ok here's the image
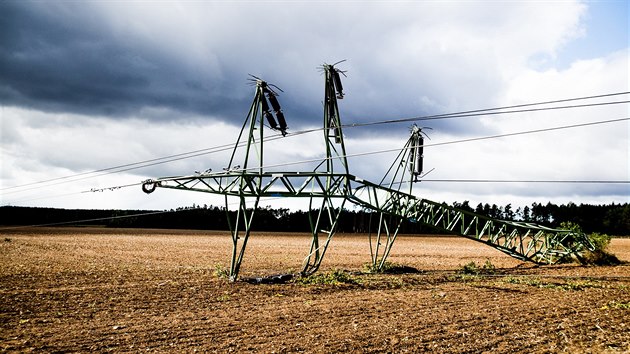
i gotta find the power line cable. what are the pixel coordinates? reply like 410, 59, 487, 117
14, 117, 630, 205
3, 117, 628, 211
344, 91, 629, 128
0, 209, 174, 230
225, 117, 630, 173
347, 100, 629, 128
0, 195, 289, 230
0, 144, 225, 192
421, 179, 630, 184
3, 116, 628, 205
4, 95, 627, 193
2, 93, 628, 193
1, 128, 319, 195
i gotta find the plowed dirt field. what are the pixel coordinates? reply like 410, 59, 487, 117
1, 227, 629, 353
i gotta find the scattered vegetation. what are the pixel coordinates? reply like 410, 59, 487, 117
601, 301, 630, 310
295, 269, 358, 285
363, 261, 420, 274
588, 231, 613, 251
546, 280, 602, 291
214, 264, 229, 279
581, 231, 621, 265
216, 292, 231, 302
581, 248, 621, 265
458, 259, 496, 275
503, 276, 604, 291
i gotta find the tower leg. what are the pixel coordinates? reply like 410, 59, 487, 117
225, 195, 260, 281
369, 212, 405, 271
301, 196, 346, 276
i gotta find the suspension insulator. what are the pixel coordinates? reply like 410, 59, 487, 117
409, 146, 416, 175
265, 89, 282, 112
261, 96, 278, 129
276, 110, 288, 136
415, 152, 424, 176
332, 69, 344, 99
264, 111, 278, 129
260, 91, 269, 111
414, 136, 424, 177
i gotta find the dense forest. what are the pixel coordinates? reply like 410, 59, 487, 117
1, 202, 629, 236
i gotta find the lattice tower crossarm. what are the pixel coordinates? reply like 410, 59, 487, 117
143, 171, 594, 265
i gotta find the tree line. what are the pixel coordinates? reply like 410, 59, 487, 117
1, 201, 629, 235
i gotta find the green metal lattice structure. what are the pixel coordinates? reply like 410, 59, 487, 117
142, 63, 594, 281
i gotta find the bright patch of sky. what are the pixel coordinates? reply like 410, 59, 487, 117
532, 0, 629, 70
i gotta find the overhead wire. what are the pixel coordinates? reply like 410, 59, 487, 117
0, 127, 319, 195
4, 117, 628, 227
0, 195, 289, 230
220, 116, 630, 174
347, 99, 629, 128
421, 179, 630, 184
4, 115, 628, 206
2, 92, 628, 196
0, 209, 175, 230
4, 92, 627, 192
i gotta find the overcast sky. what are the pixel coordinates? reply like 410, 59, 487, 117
1, 0, 628, 213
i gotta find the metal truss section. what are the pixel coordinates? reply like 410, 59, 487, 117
147, 172, 353, 199
403, 198, 592, 264
145, 171, 592, 267
142, 62, 593, 281
349, 179, 592, 265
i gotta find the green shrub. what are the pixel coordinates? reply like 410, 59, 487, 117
559, 222, 621, 265
583, 232, 620, 265
588, 232, 612, 251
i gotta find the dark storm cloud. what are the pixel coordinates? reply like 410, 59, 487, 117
0, 2, 250, 121
0, 1, 553, 135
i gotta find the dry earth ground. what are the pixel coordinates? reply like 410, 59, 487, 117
1, 227, 629, 353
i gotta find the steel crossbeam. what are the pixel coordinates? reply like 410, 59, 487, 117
149, 172, 353, 198
145, 170, 592, 268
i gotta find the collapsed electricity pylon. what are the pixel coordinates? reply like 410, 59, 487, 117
142, 63, 594, 281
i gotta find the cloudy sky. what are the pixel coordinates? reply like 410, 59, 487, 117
1, 0, 628, 213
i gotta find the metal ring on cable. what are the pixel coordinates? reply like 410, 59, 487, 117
142, 180, 157, 194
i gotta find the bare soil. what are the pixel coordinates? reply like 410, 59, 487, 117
1, 227, 629, 353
